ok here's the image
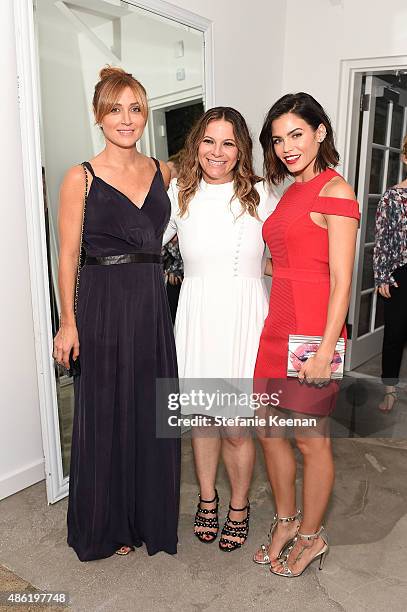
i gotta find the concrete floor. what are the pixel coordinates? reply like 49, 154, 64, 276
1, 431, 407, 612
1, 348, 406, 611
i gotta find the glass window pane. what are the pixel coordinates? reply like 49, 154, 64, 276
373, 97, 388, 145
366, 197, 379, 243
358, 293, 373, 337
390, 104, 404, 148
387, 151, 401, 188
362, 245, 374, 291
369, 148, 385, 194
374, 293, 385, 329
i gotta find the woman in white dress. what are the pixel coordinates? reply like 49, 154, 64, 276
164, 107, 277, 551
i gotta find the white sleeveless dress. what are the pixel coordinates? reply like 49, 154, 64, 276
164, 178, 277, 415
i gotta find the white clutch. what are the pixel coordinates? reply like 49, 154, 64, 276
287, 334, 345, 379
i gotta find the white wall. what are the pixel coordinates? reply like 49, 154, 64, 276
282, 0, 407, 160
173, 0, 287, 169
38, 1, 96, 241
0, 0, 44, 500
120, 11, 203, 98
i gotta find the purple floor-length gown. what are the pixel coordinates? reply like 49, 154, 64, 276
67, 159, 180, 561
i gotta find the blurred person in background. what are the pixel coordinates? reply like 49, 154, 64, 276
373, 134, 407, 412
162, 151, 184, 323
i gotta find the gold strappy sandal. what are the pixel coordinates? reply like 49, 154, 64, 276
270, 526, 329, 577
253, 509, 301, 565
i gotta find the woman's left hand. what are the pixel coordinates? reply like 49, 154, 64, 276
378, 282, 398, 299
298, 353, 332, 387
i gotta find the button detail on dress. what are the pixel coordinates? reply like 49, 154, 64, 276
233, 214, 246, 277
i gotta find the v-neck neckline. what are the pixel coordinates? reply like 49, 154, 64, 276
94, 165, 159, 210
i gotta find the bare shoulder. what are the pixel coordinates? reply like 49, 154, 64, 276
61, 165, 87, 189
63, 164, 85, 185
60, 165, 88, 207
320, 175, 356, 200
159, 160, 171, 188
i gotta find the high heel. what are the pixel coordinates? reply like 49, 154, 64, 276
270, 526, 329, 577
194, 490, 219, 543
219, 501, 250, 552
253, 509, 301, 565
378, 389, 397, 412
319, 549, 327, 570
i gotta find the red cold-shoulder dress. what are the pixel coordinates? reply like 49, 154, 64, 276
254, 169, 360, 416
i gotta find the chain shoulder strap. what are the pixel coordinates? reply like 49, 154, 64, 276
73, 163, 89, 315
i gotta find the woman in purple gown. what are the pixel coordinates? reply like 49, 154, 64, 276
53, 66, 180, 561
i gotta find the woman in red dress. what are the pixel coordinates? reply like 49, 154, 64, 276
253, 93, 359, 577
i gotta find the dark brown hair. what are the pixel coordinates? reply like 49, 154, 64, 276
93, 66, 148, 123
177, 107, 261, 218
402, 134, 407, 158
260, 92, 339, 185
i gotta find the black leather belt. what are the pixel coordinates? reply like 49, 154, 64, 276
85, 253, 162, 266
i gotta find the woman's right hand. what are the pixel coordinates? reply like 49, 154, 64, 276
168, 272, 182, 286
53, 323, 79, 369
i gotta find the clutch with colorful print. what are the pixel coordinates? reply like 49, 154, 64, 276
287, 335, 345, 379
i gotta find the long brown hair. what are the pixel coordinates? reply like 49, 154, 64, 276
178, 107, 261, 218
260, 92, 339, 186
93, 66, 148, 123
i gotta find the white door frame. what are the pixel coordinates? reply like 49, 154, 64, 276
147, 87, 203, 157
13, 0, 214, 503
335, 54, 407, 370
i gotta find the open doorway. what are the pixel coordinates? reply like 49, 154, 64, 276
343, 68, 407, 373
149, 99, 204, 160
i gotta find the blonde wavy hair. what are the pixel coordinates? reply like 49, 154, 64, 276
177, 107, 262, 218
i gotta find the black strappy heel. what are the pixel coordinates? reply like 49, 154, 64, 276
219, 501, 250, 552
194, 490, 219, 543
